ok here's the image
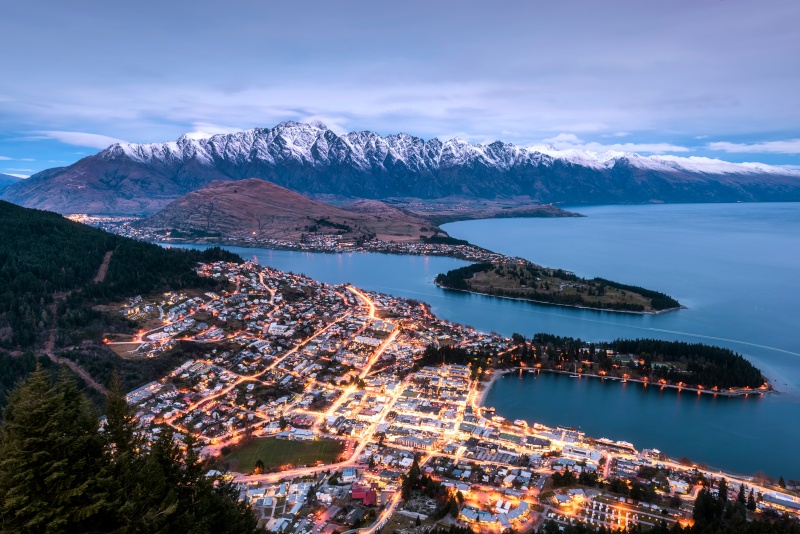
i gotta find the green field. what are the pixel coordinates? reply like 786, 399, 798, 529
222, 437, 343, 473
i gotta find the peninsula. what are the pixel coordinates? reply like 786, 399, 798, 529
72, 179, 679, 316
435, 261, 682, 313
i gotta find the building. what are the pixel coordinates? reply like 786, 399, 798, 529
341, 467, 358, 483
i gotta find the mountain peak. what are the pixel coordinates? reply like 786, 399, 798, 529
3, 121, 800, 215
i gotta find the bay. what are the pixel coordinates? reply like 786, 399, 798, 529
444, 202, 800, 478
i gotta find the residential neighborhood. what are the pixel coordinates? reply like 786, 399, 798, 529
111, 260, 800, 532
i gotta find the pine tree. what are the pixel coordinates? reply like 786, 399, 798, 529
0, 366, 111, 533
254, 458, 265, 474
737, 483, 746, 505
779, 475, 786, 488
0, 367, 260, 533
103, 373, 137, 456
448, 495, 459, 518
102, 377, 181, 532
747, 489, 756, 511
717, 477, 728, 502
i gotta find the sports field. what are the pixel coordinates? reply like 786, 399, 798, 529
223, 437, 343, 473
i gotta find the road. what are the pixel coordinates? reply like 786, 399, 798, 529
40, 251, 115, 397
167, 309, 352, 441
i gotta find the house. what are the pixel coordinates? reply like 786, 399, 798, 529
345, 507, 366, 526
668, 478, 690, 495
351, 484, 377, 506
341, 467, 358, 483
568, 488, 586, 502
554, 495, 572, 507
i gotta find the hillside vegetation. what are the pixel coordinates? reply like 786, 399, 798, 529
0, 200, 240, 349
435, 262, 681, 313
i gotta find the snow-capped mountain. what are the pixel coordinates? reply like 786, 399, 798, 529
3, 121, 800, 215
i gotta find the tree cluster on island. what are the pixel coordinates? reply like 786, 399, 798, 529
434, 262, 681, 312
529, 334, 766, 390
415, 333, 765, 390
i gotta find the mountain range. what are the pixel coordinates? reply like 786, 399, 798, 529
3, 121, 800, 215
0, 173, 20, 193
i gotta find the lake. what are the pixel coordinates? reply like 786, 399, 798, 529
173, 202, 800, 477
443, 202, 800, 396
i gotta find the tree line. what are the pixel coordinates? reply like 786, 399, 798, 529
592, 278, 680, 310
0, 200, 240, 349
0, 367, 260, 533
416, 334, 764, 390
434, 261, 681, 311
529, 335, 765, 390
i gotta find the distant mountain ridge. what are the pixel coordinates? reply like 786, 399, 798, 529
3, 121, 800, 215
0, 173, 20, 193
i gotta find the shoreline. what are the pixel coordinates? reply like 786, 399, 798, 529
537, 368, 775, 397
476, 367, 775, 408
473, 368, 515, 411
158, 237, 683, 317
157, 237, 503, 263
476, 370, 783, 482
435, 282, 684, 316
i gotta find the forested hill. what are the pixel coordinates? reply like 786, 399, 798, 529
0, 200, 240, 349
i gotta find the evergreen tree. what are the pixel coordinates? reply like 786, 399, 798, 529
718, 477, 728, 502
448, 495, 459, 518
254, 458, 265, 474
103, 373, 137, 456
0, 367, 260, 534
737, 483, 746, 505
0, 366, 111, 533
103, 379, 180, 532
779, 475, 786, 488
747, 489, 756, 511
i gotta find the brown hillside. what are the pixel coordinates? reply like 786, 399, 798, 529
136, 179, 439, 243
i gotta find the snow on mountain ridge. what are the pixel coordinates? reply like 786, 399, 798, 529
104, 121, 800, 177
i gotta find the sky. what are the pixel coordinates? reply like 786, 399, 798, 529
1, 0, 799, 176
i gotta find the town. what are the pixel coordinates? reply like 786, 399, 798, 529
108, 260, 800, 532
66, 214, 523, 264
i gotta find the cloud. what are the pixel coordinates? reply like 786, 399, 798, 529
4, 173, 29, 178
0, 156, 11, 161
541, 133, 691, 154
708, 139, 800, 154
183, 122, 246, 139
0, 0, 797, 167
38, 131, 127, 149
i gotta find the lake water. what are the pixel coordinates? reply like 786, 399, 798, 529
443, 202, 800, 395
174, 202, 800, 477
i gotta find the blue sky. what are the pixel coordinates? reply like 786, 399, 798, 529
1, 0, 799, 176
